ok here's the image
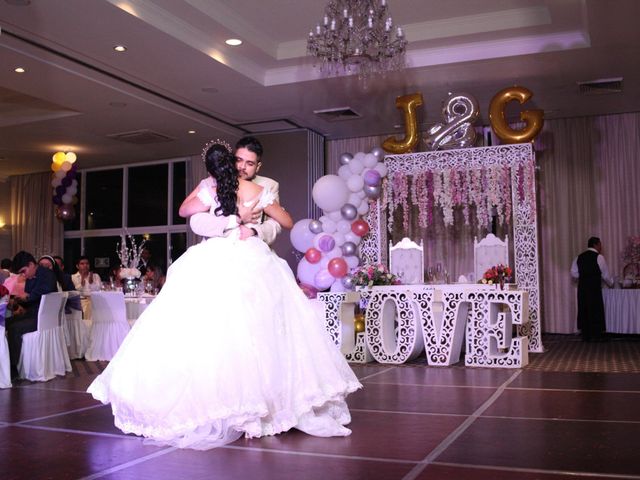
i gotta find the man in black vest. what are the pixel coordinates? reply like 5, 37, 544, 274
571, 237, 614, 341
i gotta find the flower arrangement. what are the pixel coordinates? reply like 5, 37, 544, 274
622, 236, 640, 266
351, 263, 401, 288
481, 264, 513, 286
116, 233, 145, 279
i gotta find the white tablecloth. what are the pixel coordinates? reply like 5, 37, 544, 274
603, 288, 640, 334
83, 295, 155, 328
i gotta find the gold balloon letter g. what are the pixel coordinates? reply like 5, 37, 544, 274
489, 86, 544, 144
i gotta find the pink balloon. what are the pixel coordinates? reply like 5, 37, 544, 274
351, 219, 370, 237
328, 257, 348, 278
299, 283, 318, 299
305, 247, 322, 264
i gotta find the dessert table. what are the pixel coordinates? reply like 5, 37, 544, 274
603, 288, 640, 334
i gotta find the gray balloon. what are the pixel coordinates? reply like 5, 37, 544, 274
341, 241, 357, 256
370, 147, 385, 160
340, 203, 358, 220
308, 219, 323, 234
342, 274, 355, 290
363, 184, 381, 199
339, 152, 353, 166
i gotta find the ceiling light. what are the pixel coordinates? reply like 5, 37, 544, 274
113, 45, 127, 52
225, 39, 242, 46
14, 67, 25, 73
307, 0, 407, 78
188, 130, 196, 134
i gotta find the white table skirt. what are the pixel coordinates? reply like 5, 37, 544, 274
603, 288, 640, 334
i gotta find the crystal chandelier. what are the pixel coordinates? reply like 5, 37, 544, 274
307, 0, 407, 77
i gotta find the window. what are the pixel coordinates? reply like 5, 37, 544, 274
63, 160, 188, 276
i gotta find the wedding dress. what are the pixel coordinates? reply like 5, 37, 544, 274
88, 188, 362, 450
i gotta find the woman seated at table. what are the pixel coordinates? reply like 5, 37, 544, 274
72, 256, 102, 319
142, 262, 165, 293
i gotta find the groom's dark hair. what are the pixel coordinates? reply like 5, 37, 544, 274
235, 136, 263, 160
587, 237, 600, 248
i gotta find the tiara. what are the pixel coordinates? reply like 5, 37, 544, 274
201, 138, 232, 162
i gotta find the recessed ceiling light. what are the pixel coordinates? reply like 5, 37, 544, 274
113, 45, 127, 52
225, 39, 242, 46
14, 67, 25, 73
188, 130, 196, 134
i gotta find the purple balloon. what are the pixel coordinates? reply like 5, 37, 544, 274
52, 195, 63, 206
314, 269, 335, 290
363, 169, 381, 187
317, 234, 335, 252
61, 177, 72, 187
55, 185, 66, 196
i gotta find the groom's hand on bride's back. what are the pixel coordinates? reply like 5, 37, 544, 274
237, 197, 261, 224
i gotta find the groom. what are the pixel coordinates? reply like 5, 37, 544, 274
190, 136, 281, 244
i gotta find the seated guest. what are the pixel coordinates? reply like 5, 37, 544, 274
72, 256, 102, 319
71, 256, 102, 295
53, 256, 75, 291
7, 251, 58, 380
39, 255, 75, 292
0, 258, 11, 284
142, 262, 165, 293
108, 266, 124, 290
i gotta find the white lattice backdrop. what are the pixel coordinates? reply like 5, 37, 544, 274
360, 144, 543, 353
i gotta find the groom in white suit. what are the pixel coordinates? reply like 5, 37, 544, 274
190, 136, 282, 244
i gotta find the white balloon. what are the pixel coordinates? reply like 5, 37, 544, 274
336, 220, 351, 234
62, 193, 72, 204
348, 193, 361, 206
328, 210, 343, 222
319, 215, 328, 224
67, 185, 78, 196
357, 201, 370, 216
363, 153, 378, 168
345, 231, 362, 245
338, 164, 352, 181
312, 175, 349, 212
297, 257, 323, 285
348, 158, 364, 175
332, 232, 346, 247
326, 246, 343, 260
374, 162, 388, 178
345, 255, 360, 269
330, 280, 346, 292
346, 174, 364, 192
290, 219, 316, 252
320, 218, 337, 233
357, 190, 367, 199
353, 152, 366, 163
71, 179, 78, 188
51, 177, 62, 188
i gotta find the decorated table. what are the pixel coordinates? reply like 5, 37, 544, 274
317, 283, 529, 368
603, 288, 640, 334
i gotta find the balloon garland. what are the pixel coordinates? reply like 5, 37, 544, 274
51, 151, 78, 221
291, 147, 388, 294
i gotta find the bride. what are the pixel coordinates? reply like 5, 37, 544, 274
87, 141, 362, 450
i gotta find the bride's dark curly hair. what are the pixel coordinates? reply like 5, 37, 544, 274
204, 144, 238, 217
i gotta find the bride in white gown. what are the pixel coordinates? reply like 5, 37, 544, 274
87, 142, 362, 450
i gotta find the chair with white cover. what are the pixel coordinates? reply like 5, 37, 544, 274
85, 291, 130, 361
474, 233, 509, 282
64, 291, 89, 359
18, 292, 71, 382
389, 237, 424, 284
0, 300, 11, 388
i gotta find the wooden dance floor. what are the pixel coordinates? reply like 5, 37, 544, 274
2, 336, 640, 480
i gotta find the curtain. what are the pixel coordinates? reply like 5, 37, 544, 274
10, 172, 64, 258
186, 154, 207, 247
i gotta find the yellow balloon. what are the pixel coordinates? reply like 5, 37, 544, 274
489, 86, 544, 144
51, 162, 61, 172
52, 151, 66, 164
354, 319, 365, 333
65, 152, 77, 164
382, 93, 424, 154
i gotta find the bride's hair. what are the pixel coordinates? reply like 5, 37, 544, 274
204, 144, 239, 217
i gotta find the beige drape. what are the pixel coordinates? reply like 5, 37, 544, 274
10, 172, 64, 258
186, 154, 207, 247
327, 112, 640, 333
